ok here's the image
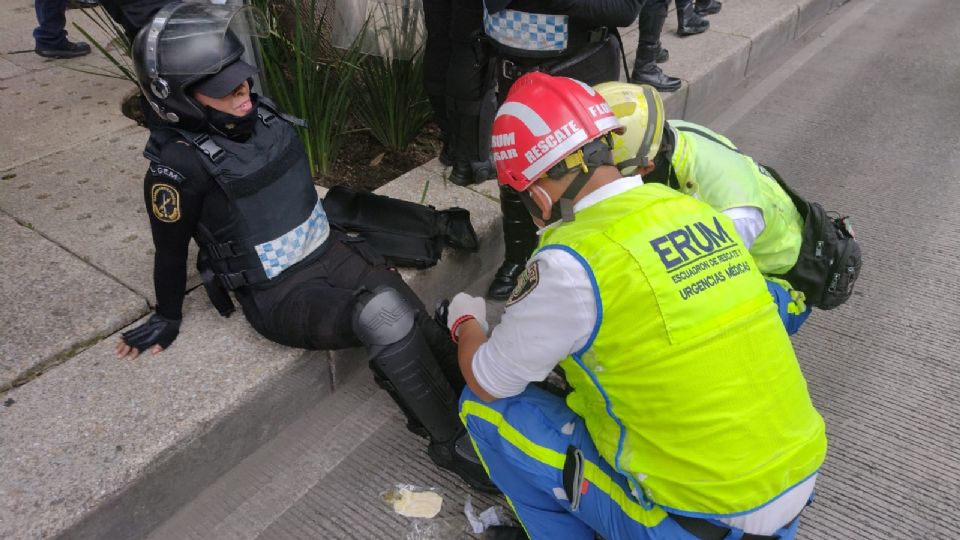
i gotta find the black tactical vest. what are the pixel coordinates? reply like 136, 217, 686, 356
145, 98, 328, 313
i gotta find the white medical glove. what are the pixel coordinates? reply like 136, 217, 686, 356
446, 292, 489, 341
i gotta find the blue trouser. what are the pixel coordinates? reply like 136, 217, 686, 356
34, 0, 69, 48
767, 279, 811, 336
460, 385, 804, 540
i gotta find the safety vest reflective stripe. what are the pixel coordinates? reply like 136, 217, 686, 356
460, 399, 669, 527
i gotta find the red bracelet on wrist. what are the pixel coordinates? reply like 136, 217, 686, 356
450, 315, 476, 344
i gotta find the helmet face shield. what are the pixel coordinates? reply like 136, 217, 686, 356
145, 2, 268, 77
134, 1, 268, 127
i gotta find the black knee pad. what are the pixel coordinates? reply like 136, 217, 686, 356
353, 286, 461, 443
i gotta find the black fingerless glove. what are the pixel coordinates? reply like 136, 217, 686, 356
122, 313, 181, 352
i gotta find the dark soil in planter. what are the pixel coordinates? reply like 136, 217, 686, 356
316, 123, 444, 192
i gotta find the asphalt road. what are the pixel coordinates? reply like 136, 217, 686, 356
709, 0, 960, 537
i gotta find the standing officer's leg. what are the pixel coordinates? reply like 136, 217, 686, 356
33, 0, 90, 58
487, 61, 540, 300
630, 0, 681, 92
423, 0, 454, 163
445, 0, 496, 186
488, 182, 540, 300
675, 0, 710, 36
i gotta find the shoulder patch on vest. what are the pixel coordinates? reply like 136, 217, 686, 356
151, 183, 181, 223
506, 261, 540, 306
149, 163, 185, 184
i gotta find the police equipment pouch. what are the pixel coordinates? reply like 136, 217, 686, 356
323, 186, 479, 269
763, 165, 862, 310
197, 249, 235, 317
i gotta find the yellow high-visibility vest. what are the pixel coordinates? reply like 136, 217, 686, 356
669, 120, 803, 275
539, 182, 826, 514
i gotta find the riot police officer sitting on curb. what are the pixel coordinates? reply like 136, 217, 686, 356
114, 2, 495, 493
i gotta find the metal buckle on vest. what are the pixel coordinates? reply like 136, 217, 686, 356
501, 59, 537, 80
588, 27, 608, 43
218, 270, 251, 290
259, 109, 276, 125
193, 133, 225, 163
208, 241, 241, 260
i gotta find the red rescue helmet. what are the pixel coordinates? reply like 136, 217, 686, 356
491, 73, 621, 192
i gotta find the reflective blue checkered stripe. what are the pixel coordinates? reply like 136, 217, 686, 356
484, 8, 568, 52
255, 201, 329, 279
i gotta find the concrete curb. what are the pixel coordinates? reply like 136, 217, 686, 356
0, 1, 854, 537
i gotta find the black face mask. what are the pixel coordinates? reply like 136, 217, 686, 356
645, 125, 678, 188
644, 152, 671, 185
205, 93, 259, 141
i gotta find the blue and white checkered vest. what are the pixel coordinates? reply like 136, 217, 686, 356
484, 7, 569, 59
159, 99, 329, 289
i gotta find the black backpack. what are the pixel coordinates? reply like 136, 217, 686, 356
322, 185, 479, 269
761, 165, 861, 310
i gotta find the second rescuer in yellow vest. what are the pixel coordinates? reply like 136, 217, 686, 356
441, 72, 827, 540
595, 81, 812, 334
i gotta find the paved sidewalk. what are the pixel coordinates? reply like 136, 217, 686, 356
1, 1, 855, 538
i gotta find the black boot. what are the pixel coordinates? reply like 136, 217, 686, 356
450, 154, 497, 186
676, 0, 710, 35
488, 185, 539, 300
448, 84, 498, 186
695, 0, 722, 15
428, 430, 500, 493
630, 46, 682, 92
656, 46, 669, 63
634, 1, 681, 92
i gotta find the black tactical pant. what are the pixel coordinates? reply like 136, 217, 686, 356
237, 231, 463, 391
422, 0, 495, 165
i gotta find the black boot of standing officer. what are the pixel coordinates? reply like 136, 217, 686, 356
675, 0, 710, 35
630, 0, 682, 92
696, 0, 722, 15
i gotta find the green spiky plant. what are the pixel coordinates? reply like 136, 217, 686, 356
70, 6, 136, 83
253, 0, 364, 176
351, 1, 433, 152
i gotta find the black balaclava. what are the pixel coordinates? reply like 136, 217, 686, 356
643, 124, 678, 188
203, 79, 258, 141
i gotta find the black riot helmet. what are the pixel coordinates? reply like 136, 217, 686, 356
132, 1, 267, 131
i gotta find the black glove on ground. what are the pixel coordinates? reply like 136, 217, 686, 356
122, 313, 181, 352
